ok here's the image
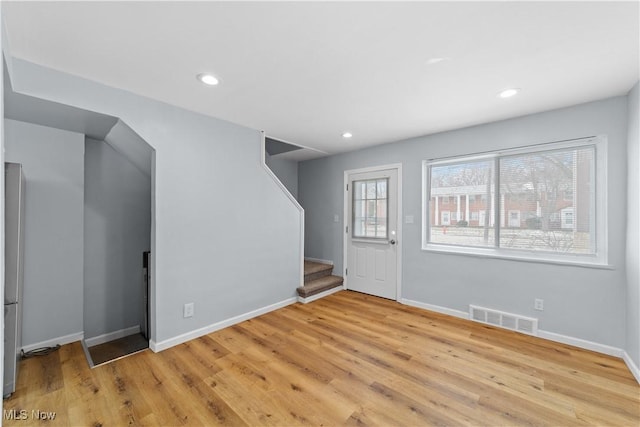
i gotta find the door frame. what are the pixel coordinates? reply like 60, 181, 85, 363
343, 163, 403, 301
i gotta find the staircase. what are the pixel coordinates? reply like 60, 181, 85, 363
297, 260, 343, 303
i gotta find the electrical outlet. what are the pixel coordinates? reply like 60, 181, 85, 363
183, 302, 194, 318
534, 298, 544, 311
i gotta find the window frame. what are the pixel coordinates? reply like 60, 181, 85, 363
352, 177, 390, 240
421, 136, 609, 268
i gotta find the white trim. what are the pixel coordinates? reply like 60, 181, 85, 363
149, 297, 298, 352
396, 165, 404, 301
260, 131, 305, 290
425, 136, 599, 165
80, 339, 95, 368
84, 325, 141, 347
422, 244, 614, 270
537, 330, 624, 358
297, 286, 344, 304
400, 298, 469, 320
21, 331, 84, 353
422, 136, 609, 267
623, 352, 640, 384
343, 163, 403, 301
304, 257, 334, 265
595, 136, 608, 265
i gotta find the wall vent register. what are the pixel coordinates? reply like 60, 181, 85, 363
469, 305, 538, 336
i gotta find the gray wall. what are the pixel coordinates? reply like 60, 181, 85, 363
84, 138, 151, 339
7, 58, 301, 346
1, 12, 6, 392
4, 119, 84, 347
265, 153, 298, 199
299, 96, 628, 349
626, 82, 639, 367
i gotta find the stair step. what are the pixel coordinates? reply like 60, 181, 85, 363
304, 261, 333, 283
297, 275, 343, 298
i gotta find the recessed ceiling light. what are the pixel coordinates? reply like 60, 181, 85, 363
498, 88, 520, 98
342, 132, 353, 139
197, 73, 219, 86
426, 57, 451, 65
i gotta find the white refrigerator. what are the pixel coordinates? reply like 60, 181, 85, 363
4, 163, 25, 398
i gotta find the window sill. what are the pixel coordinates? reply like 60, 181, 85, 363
421, 244, 613, 270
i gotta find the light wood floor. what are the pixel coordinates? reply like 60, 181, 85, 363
4, 291, 639, 426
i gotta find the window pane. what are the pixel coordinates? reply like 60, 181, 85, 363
429, 160, 495, 247
499, 147, 595, 254
367, 199, 376, 220
366, 181, 377, 199
377, 200, 387, 219
354, 181, 366, 200
354, 218, 365, 237
377, 179, 387, 199
352, 178, 389, 239
376, 200, 388, 238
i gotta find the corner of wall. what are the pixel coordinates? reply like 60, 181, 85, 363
626, 81, 640, 370
0, 4, 6, 397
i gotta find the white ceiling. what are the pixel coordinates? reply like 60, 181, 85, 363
3, 1, 639, 161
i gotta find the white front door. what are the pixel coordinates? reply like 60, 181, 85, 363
346, 167, 399, 300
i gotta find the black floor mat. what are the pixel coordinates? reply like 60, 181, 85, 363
87, 333, 148, 367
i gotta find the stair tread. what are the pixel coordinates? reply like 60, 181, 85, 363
304, 261, 333, 276
303, 274, 343, 288
297, 275, 343, 298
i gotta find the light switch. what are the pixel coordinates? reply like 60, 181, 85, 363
405, 215, 414, 224
334, 215, 340, 223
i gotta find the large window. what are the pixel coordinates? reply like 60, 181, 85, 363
422, 137, 607, 266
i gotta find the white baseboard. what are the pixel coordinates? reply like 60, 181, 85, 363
401, 298, 624, 356
537, 330, 624, 358
22, 331, 84, 353
400, 298, 639, 381
150, 297, 298, 352
304, 257, 334, 265
623, 351, 640, 384
84, 325, 141, 348
400, 298, 469, 320
298, 286, 343, 304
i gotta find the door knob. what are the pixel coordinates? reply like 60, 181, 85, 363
390, 239, 396, 245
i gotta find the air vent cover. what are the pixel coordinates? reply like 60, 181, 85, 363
469, 305, 538, 336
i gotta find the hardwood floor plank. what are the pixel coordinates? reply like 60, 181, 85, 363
3, 291, 638, 426
130, 351, 209, 426
155, 346, 247, 426
329, 377, 425, 426
93, 358, 157, 426
60, 345, 114, 427
208, 370, 290, 426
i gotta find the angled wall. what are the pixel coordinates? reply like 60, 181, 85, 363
7, 58, 302, 348
265, 153, 298, 199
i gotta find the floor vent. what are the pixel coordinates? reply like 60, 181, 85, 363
469, 305, 538, 336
